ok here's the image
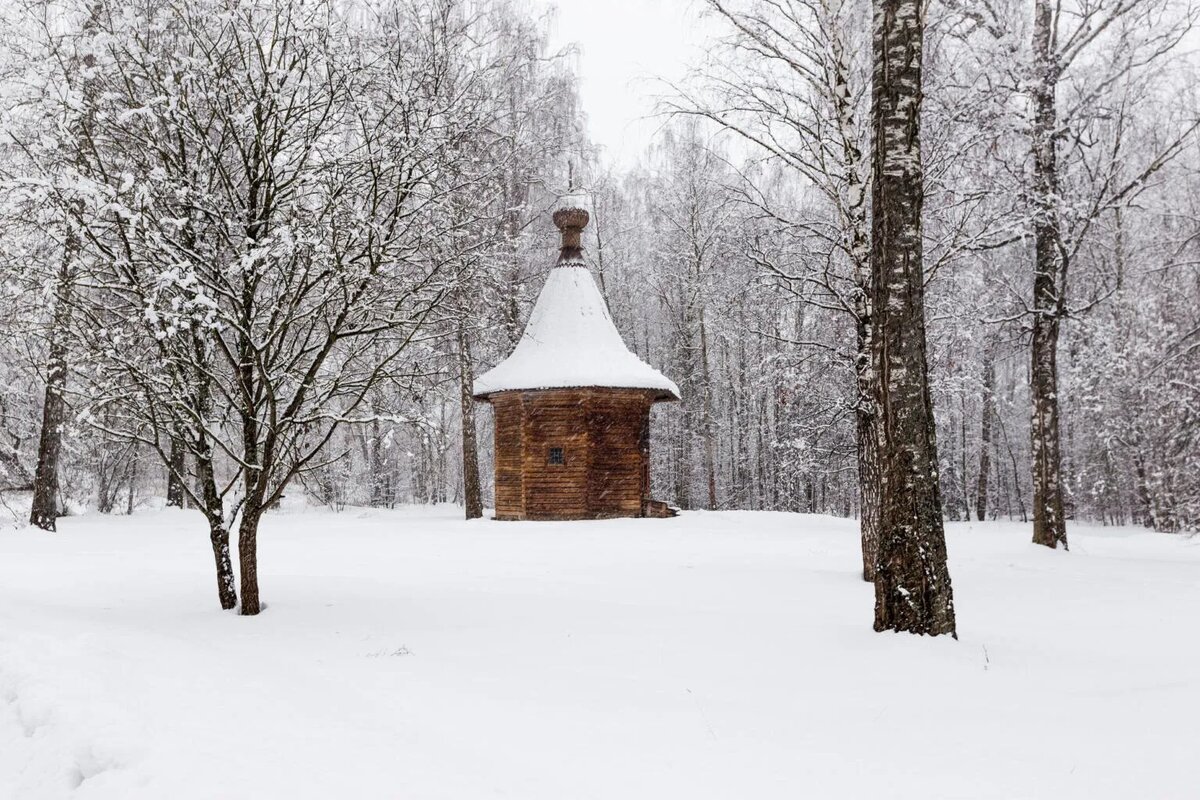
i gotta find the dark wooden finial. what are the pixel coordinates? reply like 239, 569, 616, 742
553, 202, 589, 260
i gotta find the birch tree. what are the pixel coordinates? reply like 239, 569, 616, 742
671, 0, 880, 574
5, 0, 105, 531
18, 0, 494, 612
949, 0, 1200, 548
869, 0, 956, 636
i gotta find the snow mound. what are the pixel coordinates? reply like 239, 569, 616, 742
473, 266, 679, 399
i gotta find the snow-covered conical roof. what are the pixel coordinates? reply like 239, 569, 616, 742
472, 198, 679, 401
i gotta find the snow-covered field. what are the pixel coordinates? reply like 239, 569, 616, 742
1, 506, 1196, 799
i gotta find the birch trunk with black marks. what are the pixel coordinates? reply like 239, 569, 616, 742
869, 0, 956, 636
855, 312, 881, 580
1029, 0, 1068, 550
457, 322, 483, 519
197, 434, 237, 610
825, 2, 878, 581
29, 243, 75, 531
192, 359, 237, 610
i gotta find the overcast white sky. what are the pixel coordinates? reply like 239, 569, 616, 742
545, 0, 713, 168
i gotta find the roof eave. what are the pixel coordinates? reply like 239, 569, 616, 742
473, 385, 680, 403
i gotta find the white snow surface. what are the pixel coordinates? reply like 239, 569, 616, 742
472, 265, 680, 398
557, 191, 591, 212
1, 507, 1197, 799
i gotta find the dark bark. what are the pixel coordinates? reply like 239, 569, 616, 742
369, 416, 390, 507
960, 397, 970, 520
208, 519, 237, 610
1029, 0, 1068, 550
30, 241, 76, 532
856, 313, 881, 581
976, 353, 994, 521
238, 507, 262, 616
998, 412, 1028, 523
675, 411, 691, 510
196, 442, 236, 610
1132, 450, 1155, 528
166, 437, 186, 508
699, 308, 718, 510
96, 426, 117, 514
126, 449, 137, 514
30, 0, 103, 532
235, 221, 264, 615
869, 0, 956, 637
237, 391, 264, 616
457, 322, 483, 519
1030, 291, 1067, 546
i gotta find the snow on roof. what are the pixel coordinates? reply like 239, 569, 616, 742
473, 265, 680, 400
557, 191, 591, 212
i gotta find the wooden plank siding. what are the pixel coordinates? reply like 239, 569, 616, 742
491, 393, 525, 520
586, 392, 648, 517
524, 392, 590, 519
485, 388, 660, 521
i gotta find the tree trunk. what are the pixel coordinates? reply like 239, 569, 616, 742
1030, 311, 1067, 546
166, 437, 186, 508
96, 435, 114, 514
869, 0, 956, 637
30, 240, 76, 532
998, 412, 1028, 522
208, 517, 237, 610
1132, 447, 1155, 528
976, 353, 994, 520
698, 308, 718, 510
855, 314, 881, 581
1029, 0, 1068, 550
235, 289, 265, 615
675, 410, 692, 510
369, 416, 388, 507
238, 507, 262, 616
30, 0, 102, 531
826, 8, 876, 579
960, 397, 970, 520
126, 448, 138, 514
457, 322, 483, 519
196, 443, 237, 610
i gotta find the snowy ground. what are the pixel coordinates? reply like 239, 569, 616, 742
0, 505, 1196, 799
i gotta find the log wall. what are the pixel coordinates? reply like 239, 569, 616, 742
486, 388, 659, 520
491, 392, 525, 518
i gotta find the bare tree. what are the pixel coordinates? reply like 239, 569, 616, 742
18, 1, 104, 531
26, 0, 495, 612
671, 0, 879, 572
869, 0, 956, 636
956, 0, 1200, 548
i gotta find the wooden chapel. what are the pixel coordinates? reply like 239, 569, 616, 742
472, 196, 679, 520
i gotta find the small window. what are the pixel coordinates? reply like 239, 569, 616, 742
548, 447, 565, 465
